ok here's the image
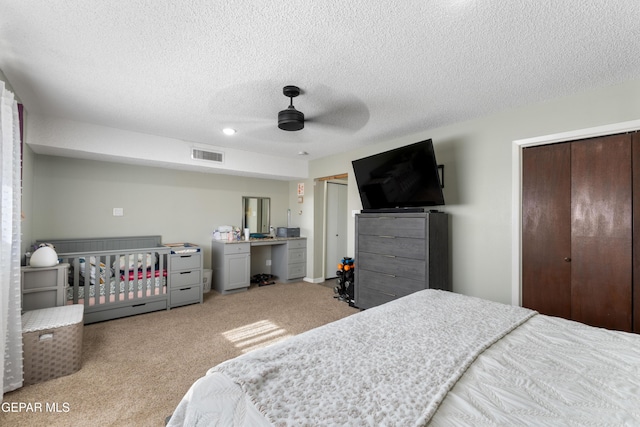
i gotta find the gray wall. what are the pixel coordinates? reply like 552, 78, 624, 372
29, 155, 290, 269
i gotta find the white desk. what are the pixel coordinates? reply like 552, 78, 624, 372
211, 237, 306, 294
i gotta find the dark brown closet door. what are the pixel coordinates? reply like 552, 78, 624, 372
571, 134, 632, 332
633, 132, 640, 333
522, 143, 571, 318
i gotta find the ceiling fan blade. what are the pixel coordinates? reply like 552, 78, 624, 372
306, 98, 370, 132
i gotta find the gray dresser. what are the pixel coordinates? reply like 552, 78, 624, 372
354, 211, 449, 309
168, 250, 203, 308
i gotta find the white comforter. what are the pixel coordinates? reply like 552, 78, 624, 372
168, 290, 535, 426
430, 314, 640, 426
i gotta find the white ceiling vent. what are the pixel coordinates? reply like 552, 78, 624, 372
192, 148, 224, 163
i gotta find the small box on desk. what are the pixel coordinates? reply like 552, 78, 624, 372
22, 305, 84, 385
276, 227, 300, 238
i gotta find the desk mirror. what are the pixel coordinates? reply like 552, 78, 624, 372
242, 196, 270, 234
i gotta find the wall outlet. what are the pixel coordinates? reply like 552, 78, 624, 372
266, 259, 271, 266
113, 207, 124, 217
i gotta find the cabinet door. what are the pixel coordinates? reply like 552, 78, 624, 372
571, 134, 632, 331
522, 143, 572, 318
225, 253, 250, 290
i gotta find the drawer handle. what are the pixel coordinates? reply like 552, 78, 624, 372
381, 273, 397, 278
378, 291, 397, 297
180, 255, 192, 258
179, 287, 192, 291
180, 271, 192, 275
378, 235, 396, 239
132, 303, 147, 308
382, 254, 396, 258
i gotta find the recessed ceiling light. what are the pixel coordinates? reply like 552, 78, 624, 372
297, 151, 309, 156
222, 128, 236, 136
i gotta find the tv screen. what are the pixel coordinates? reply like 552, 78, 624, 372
352, 139, 444, 210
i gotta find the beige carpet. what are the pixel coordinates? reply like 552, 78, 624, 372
1, 281, 358, 427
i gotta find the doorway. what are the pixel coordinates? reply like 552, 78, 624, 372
325, 181, 348, 279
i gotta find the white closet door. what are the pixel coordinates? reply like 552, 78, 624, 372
325, 182, 348, 279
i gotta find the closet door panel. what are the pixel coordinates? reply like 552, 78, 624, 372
633, 132, 640, 333
571, 134, 632, 332
522, 143, 571, 318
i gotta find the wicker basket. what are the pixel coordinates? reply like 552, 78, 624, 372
22, 305, 84, 386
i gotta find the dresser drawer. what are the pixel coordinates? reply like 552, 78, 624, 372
357, 252, 425, 281
287, 239, 306, 249
358, 235, 425, 260
22, 290, 59, 311
357, 268, 425, 297
22, 269, 62, 291
287, 263, 306, 279
223, 243, 251, 255
170, 253, 202, 270
170, 286, 201, 307
356, 288, 397, 309
170, 270, 202, 288
288, 248, 306, 264
357, 216, 425, 238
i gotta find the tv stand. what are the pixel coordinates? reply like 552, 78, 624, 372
361, 207, 425, 213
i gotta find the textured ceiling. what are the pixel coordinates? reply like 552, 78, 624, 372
1, 1, 640, 162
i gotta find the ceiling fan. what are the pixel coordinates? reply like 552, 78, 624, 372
278, 85, 305, 131
208, 82, 369, 141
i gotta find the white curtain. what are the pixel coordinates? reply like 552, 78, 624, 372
0, 81, 23, 399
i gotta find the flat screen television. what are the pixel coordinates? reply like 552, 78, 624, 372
352, 139, 444, 211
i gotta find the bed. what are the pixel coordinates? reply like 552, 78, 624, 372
167, 289, 640, 426
36, 236, 171, 324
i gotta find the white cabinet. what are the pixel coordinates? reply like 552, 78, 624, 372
168, 250, 203, 308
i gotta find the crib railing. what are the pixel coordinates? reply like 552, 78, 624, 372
58, 246, 172, 310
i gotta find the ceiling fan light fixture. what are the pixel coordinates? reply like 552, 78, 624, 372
278, 107, 304, 131
278, 85, 305, 131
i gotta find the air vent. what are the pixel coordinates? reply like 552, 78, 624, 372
192, 148, 224, 163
